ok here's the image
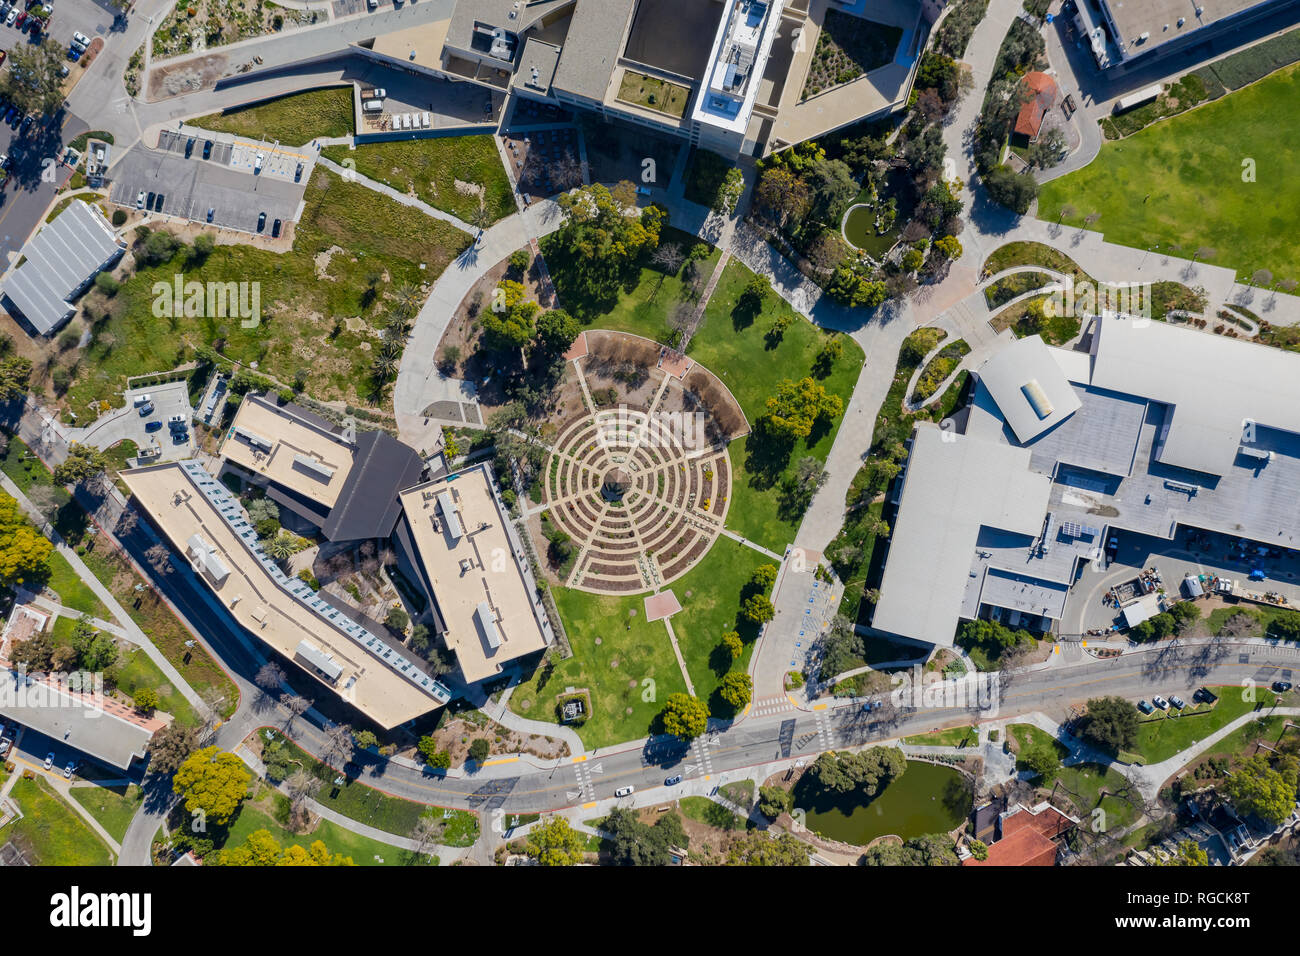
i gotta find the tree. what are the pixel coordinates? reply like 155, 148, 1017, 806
0, 39, 67, 115
264, 532, 297, 562
551, 183, 664, 316
807, 747, 906, 796
718, 672, 753, 709
750, 564, 778, 594
210, 828, 353, 866
726, 830, 810, 866
52, 443, 109, 488
1023, 743, 1061, 781
0, 356, 33, 402
983, 165, 1039, 214
969, 839, 989, 861
757, 785, 792, 819
806, 157, 858, 223
649, 242, 686, 276
147, 722, 199, 776
255, 661, 286, 694
534, 309, 580, 358
1222, 754, 1298, 826
1078, 696, 1140, 754
602, 807, 685, 865
763, 377, 843, 441
1152, 839, 1208, 866
480, 279, 539, 353
738, 593, 774, 625
526, 817, 586, 865
0, 492, 53, 587
933, 235, 962, 261
754, 166, 811, 228
468, 738, 491, 764
285, 769, 322, 819
10, 630, 53, 672
353, 729, 379, 751
322, 724, 355, 766
660, 693, 709, 740
720, 631, 743, 660
827, 265, 887, 308
862, 833, 958, 866
418, 736, 451, 769
172, 746, 252, 826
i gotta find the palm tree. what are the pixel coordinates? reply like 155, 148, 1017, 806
264, 532, 296, 562
391, 283, 423, 318
467, 200, 491, 231
371, 351, 398, 382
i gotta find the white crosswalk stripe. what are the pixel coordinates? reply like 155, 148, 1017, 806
751, 694, 796, 717
814, 711, 833, 751
691, 737, 715, 776
573, 761, 595, 800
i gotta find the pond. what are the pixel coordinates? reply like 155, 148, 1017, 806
841, 203, 900, 259
794, 760, 972, 846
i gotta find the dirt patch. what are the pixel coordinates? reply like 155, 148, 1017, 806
148, 53, 229, 101
426, 713, 570, 763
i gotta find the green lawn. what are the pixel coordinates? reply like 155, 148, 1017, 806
273, 737, 473, 842
192, 87, 355, 145
67, 167, 471, 413
678, 796, 750, 831
1038, 62, 1300, 282
904, 725, 978, 747
693, 259, 863, 552
617, 72, 692, 118
223, 794, 428, 866
545, 227, 722, 335
660, 536, 770, 714
1125, 689, 1278, 764
69, 783, 143, 844
321, 135, 514, 226
43, 550, 108, 618
5, 777, 114, 865
510, 586, 689, 748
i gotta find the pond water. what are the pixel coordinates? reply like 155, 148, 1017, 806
841, 203, 899, 259
795, 760, 972, 846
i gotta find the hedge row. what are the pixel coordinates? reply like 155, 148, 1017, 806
1204, 26, 1300, 91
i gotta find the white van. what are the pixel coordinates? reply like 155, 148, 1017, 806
422, 111, 431, 128
362, 99, 384, 113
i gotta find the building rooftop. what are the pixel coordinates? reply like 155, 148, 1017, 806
871, 425, 1051, 647
1013, 71, 1057, 139
1089, 313, 1300, 478
1100, 0, 1280, 63
1, 200, 125, 335
222, 395, 356, 511
397, 464, 551, 684
550, 0, 637, 101
320, 429, 426, 542
444, 0, 574, 61
975, 335, 1081, 445
122, 461, 450, 728
691, 0, 786, 137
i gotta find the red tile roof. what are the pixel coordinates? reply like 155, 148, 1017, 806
964, 803, 1075, 866
1014, 71, 1059, 139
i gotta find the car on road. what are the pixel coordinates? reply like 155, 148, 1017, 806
1274, 680, 1293, 693
137, 401, 154, 417
1137, 699, 1154, 714
43, 752, 53, 771
256, 211, 266, 232
664, 774, 682, 786
1152, 696, 1169, 710
145, 420, 163, 432
271, 218, 281, 238
202, 139, 213, 160
294, 162, 303, 182
1169, 695, 1186, 710
614, 786, 634, 797
136, 189, 145, 209
184, 137, 194, 158
63, 761, 75, 779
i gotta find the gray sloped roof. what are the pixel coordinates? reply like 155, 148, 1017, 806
321, 430, 426, 541
550, 0, 637, 100
1, 200, 124, 335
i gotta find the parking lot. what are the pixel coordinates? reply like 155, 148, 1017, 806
73, 380, 194, 462
107, 140, 307, 235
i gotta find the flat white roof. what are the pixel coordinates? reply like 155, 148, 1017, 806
399, 466, 549, 684
872, 425, 1051, 647
123, 461, 449, 727
691, 0, 786, 136
976, 335, 1083, 443
222, 396, 355, 509
1089, 314, 1300, 476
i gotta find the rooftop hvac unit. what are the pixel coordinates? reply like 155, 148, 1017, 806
476, 600, 502, 650
1021, 379, 1054, 419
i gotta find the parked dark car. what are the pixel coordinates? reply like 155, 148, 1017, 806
1274, 681, 1293, 693
184, 137, 194, 158
202, 139, 213, 160
271, 218, 281, 238
256, 211, 266, 232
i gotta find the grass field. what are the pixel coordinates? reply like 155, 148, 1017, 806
68, 783, 143, 844
657, 536, 770, 714
903, 725, 978, 747
1038, 62, 1300, 282
321, 135, 514, 226
273, 736, 474, 842
67, 168, 471, 412
222, 788, 430, 866
509, 586, 689, 748
193, 87, 355, 145
1125, 689, 1278, 764
678, 795, 751, 831
5, 777, 114, 865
